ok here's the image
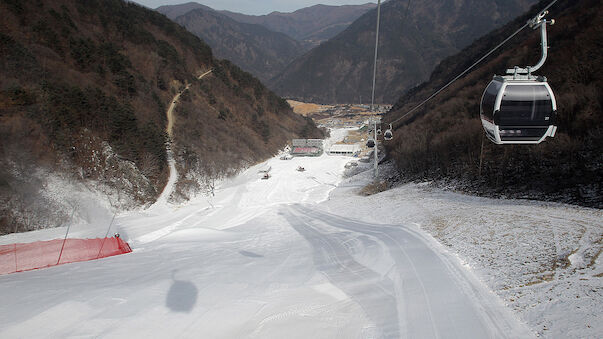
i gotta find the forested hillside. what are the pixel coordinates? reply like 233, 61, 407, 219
0, 0, 321, 234
270, 0, 536, 104
384, 0, 602, 207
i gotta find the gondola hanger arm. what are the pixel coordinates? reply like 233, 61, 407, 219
507, 11, 555, 76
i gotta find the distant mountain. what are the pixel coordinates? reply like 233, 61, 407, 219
156, 2, 375, 82
270, 0, 537, 104
168, 7, 309, 82
384, 0, 602, 207
155, 1, 211, 19
221, 3, 377, 46
0, 0, 321, 234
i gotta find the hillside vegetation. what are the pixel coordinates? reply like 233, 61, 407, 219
270, 0, 536, 104
0, 0, 321, 234
384, 0, 602, 207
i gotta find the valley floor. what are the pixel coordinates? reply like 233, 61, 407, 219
0, 129, 600, 338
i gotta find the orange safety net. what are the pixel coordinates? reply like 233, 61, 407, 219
0, 237, 132, 275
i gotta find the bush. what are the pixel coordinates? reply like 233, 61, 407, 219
359, 181, 389, 196
70, 38, 95, 68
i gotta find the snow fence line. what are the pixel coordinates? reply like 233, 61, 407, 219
0, 236, 132, 275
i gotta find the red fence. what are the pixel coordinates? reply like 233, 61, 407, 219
0, 237, 132, 275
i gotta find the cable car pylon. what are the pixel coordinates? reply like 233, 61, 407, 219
369, 0, 381, 178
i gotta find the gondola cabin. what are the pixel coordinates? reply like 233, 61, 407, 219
383, 123, 393, 141
384, 130, 393, 140
480, 75, 557, 144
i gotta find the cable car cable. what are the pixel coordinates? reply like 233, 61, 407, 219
371, 0, 412, 113
385, 0, 560, 128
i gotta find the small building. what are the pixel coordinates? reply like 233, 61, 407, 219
328, 144, 361, 156
290, 139, 324, 157
291, 147, 322, 156
306, 139, 324, 148
292, 139, 307, 147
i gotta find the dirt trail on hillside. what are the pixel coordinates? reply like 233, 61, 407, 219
152, 69, 213, 207
166, 69, 213, 138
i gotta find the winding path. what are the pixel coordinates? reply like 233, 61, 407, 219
154, 69, 213, 206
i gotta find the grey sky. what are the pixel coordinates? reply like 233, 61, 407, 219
134, 0, 376, 15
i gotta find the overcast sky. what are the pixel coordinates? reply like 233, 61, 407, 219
134, 0, 376, 15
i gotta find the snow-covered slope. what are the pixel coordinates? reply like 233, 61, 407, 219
324, 163, 603, 338
0, 129, 600, 338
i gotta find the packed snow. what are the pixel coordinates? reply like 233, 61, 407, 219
0, 129, 600, 338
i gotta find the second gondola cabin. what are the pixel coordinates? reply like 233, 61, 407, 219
384, 129, 393, 140
480, 75, 557, 144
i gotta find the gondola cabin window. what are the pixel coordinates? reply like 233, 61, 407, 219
498, 85, 554, 126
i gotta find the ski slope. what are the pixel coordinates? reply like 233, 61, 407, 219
3, 128, 597, 338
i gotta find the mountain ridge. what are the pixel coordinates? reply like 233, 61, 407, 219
220, 3, 377, 45
155, 1, 212, 19
270, 0, 537, 104
156, 2, 377, 82
169, 7, 309, 82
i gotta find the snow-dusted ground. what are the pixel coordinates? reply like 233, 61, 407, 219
324, 164, 602, 338
0, 129, 600, 338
